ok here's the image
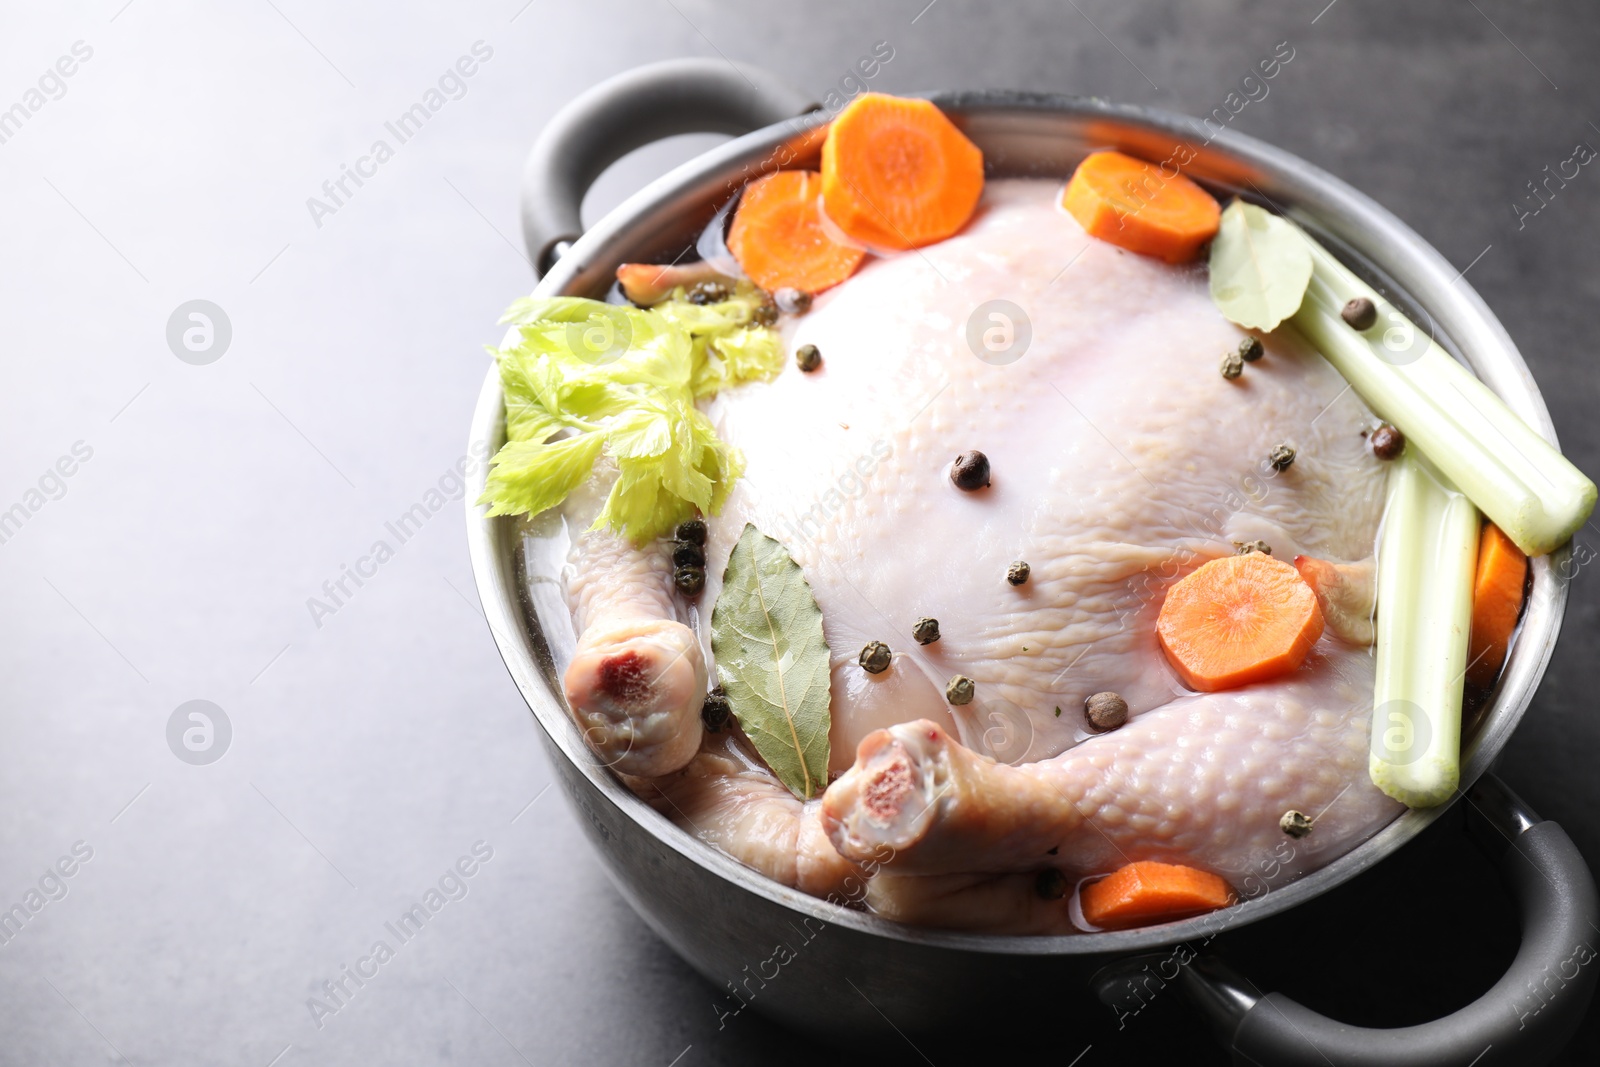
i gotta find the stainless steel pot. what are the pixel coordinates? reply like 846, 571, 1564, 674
467, 59, 1598, 1065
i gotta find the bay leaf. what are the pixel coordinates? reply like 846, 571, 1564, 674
1208, 200, 1313, 332
710, 523, 831, 799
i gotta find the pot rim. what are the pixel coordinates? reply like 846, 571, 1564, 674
466, 89, 1572, 956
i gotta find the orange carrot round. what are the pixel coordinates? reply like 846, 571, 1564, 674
1156, 553, 1325, 692
1466, 522, 1529, 690
727, 170, 866, 294
1080, 860, 1235, 930
1062, 150, 1221, 264
820, 93, 984, 251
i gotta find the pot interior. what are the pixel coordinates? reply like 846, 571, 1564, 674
469, 91, 1571, 956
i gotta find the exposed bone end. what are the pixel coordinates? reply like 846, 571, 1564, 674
1293, 555, 1376, 646
563, 617, 707, 777
821, 720, 952, 863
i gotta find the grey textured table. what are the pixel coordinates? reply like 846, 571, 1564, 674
1, 1, 1596, 1064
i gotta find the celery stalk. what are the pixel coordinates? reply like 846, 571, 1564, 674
1370, 451, 1479, 808
1289, 234, 1595, 556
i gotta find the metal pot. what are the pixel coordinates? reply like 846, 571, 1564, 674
466, 59, 1598, 1065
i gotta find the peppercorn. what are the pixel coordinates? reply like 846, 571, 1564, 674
859, 641, 892, 674
674, 566, 705, 596
1280, 809, 1314, 838
774, 287, 813, 315
1035, 869, 1068, 901
1369, 423, 1405, 461
750, 299, 780, 327
945, 675, 975, 705
1341, 296, 1377, 331
673, 542, 706, 568
1220, 351, 1244, 380
795, 343, 822, 372
701, 686, 731, 732
674, 518, 707, 545
1007, 560, 1031, 586
1268, 444, 1297, 472
1238, 336, 1264, 362
912, 617, 941, 645
1084, 692, 1129, 732
687, 280, 731, 305
1234, 539, 1272, 556
951, 451, 991, 491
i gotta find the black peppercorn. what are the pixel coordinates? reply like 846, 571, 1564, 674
674, 519, 707, 545
701, 686, 731, 732
912, 617, 941, 645
1007, 561, 1031, 586
1035, 869, 1068, 900
951, 450, 991, 491
1268, 444, 1297, 472
672, 542, 706, 568
795, 343, 822, 372
1238, 336, 1264, 362
1220, 351, 1244, 380
1084, 692, 1129, 732
774, 287, 812, 315
1233, 539, 1272, 556
1369, 423, 1404, 461
1341, 296, 1377, 331
674, 566, 705, 596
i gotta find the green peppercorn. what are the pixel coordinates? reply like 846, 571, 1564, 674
1220, 351, 1244, 380
1007, 561, 1031, 586
795, 343, 822, 373
1035, 869, 1068, 900
1369, 423, 1404, 461
675, 518, 707, 545
674, 566, 705, 596
673, 542, 706, 568
859, 641, 892, 674
913, 617, 941, 645
1269, 444, 1297, 472
687, 280, 731, 305
1084, 691, 1129, 732
751, 300, 779, 327
1280, 809, 1314, 838
774, 287, 813, 315
701, 686, 731, 732
950, 451, 991, 491
945, 675, 975, 705
1239, 336, 1264, 362
1341, 296, 1377, 331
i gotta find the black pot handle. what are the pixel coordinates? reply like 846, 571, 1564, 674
1173, 773, 1598, 1065
520, 58, 815, 277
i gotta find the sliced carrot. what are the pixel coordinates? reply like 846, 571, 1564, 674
1156, 553, 1325, 692
1062, 150, 1221, 264
820, 93, 984, 251
727, 170, 866, 294
1080, 860, 1235, 930
615, 261, 734, 306
1466, 522, 1529, 691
